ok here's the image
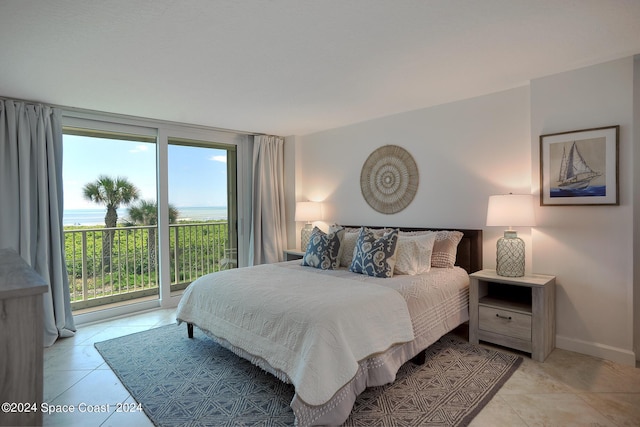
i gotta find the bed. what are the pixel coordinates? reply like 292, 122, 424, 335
176, 226, 482, 426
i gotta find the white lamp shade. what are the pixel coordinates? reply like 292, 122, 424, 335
295, 201, 322, 222
486, 194, 535, 227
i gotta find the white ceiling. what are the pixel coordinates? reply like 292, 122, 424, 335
1, 0, 639, 136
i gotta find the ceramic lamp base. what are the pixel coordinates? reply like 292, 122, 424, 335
496, 232, 525, 277
300, 224, 313, 251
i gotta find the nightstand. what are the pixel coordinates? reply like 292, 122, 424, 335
283, 249, 304, 261
469, 269, 556, 362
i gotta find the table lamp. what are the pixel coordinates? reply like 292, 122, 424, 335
295, 201, 322, 250
486, 194, 535, 277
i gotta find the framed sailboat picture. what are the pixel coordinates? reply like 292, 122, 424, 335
540, 125, 619, 206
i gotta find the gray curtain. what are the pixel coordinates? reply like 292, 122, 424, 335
248, 135, 287, 265
0, 99, 76, 346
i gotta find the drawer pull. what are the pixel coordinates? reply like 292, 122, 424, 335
496, 313, 512, 320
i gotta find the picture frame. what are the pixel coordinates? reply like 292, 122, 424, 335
540, 125, 619, 206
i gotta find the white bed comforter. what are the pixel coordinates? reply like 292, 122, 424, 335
176, 263, 415, 406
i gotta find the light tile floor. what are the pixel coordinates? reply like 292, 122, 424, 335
43, 308, 640, 426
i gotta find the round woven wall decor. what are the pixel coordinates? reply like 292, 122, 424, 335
360, 145, 419, 214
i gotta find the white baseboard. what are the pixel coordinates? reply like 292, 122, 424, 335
556, 334, 637, 367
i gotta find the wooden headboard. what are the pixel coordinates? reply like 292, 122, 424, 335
343, 226, 483, 274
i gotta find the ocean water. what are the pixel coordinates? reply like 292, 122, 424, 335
550, 185, 606, 198
63, 206, 227, 226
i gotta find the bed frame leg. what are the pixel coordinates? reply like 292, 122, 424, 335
187, 323, 194, 339
410, 350, 426, 365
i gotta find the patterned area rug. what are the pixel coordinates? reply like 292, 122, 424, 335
95, 324, 521, 426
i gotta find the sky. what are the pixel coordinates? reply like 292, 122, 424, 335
63, 135, 228, 210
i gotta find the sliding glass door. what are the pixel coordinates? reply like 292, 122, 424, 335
167, 138, 238, 294
62, 128, 160, 312
62, 122, 239, 315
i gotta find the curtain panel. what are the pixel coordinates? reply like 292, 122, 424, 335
249, 135, 287, 265
0, 99, 76, 346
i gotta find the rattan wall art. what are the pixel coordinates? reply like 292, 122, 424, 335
360, 145, 419, 214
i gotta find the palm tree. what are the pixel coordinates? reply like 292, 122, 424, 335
126, 199, 179, 227
126, 200, 179, 271
83, 175, 140, 269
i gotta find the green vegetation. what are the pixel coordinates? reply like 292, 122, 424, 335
82, 175, 141, 226
125, 199, 179, 271
69, 175, 233, 309
82, 175, 140, 269
64, 219, 231, 305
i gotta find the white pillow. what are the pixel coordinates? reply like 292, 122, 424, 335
329, 225, 361, 267
394, 232, 437, 275
431, 230, 463, 268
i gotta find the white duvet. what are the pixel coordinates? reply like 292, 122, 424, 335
176, 263, 415, 406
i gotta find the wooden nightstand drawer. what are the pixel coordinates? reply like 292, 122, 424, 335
470, 270, 555, 362
479, 305, 531, 341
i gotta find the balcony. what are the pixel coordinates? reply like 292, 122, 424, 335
64, 222, 236, 311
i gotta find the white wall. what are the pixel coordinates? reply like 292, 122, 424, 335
298, 86, 533, 266
295, 58, 637, 365
531, 57, 635, 365
634, 55, 640, 361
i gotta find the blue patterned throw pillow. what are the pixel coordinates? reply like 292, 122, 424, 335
349, 227, 399, 278
302, 226, 344, 270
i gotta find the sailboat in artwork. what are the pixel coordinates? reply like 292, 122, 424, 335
557, 141, 601, 190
